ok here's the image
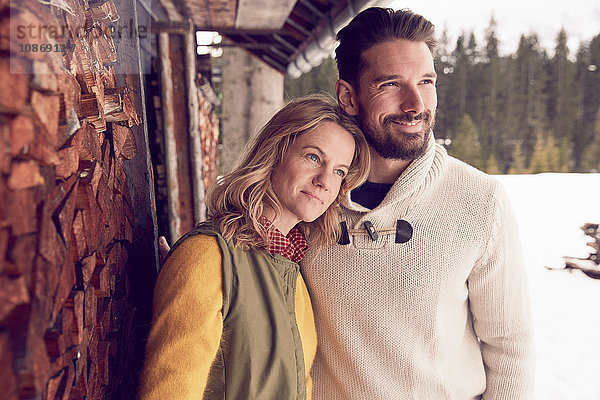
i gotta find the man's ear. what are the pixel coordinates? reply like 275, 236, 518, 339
336, 79, 359, 116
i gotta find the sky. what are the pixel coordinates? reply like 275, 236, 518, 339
387, 0, 600, 56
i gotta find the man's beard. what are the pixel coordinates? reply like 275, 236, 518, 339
358, 106, 436, 160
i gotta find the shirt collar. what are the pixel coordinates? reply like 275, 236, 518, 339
259, 216, 308, 263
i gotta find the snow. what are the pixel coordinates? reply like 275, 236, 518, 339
495, 173, 600, 400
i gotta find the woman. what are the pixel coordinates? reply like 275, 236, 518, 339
139, 95, 370, 400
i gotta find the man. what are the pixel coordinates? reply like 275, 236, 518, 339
299, 7, 535, 399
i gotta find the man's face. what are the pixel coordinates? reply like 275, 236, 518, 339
353, 39, 437, 160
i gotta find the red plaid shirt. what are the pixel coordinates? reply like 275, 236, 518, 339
260, 216, 308, 263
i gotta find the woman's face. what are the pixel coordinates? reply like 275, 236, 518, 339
270, 122, 356, 234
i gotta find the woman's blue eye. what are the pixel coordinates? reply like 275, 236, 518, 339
307, 153, 319, 162
335, 169, 346, 178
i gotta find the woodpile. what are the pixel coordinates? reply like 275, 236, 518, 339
1, 1, 142, 399
198, 77, 220, 191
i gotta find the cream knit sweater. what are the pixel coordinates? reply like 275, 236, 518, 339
302, 136, 535, 399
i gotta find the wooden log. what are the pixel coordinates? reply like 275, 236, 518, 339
31, 60, 59, 93
39, 185, 69, 266
31, 90, 60, 144
55, 146, 79, 179
33, 256, 56, 326
19, 316, 52, 397
91, 264, 110, 297
77, 159, 97, 189
96, 172, 112, 227
9, 115, 35, 157
6, 234, 36, 278
0, 227, 9, 274
104, 88, 140, 125
50, 257, 76, 325
185, 23, 206, 223
64, 290, 84, 344
97, 341, 110, 385
44, 318, 65, 359
96, 297, 111, 337
76, 93, 102, 122
103, 88, 126, 122
0, 331, 19, 400
60, 309, 74, 352
87, 0, 119, 23
53, 174, 78, 244
159, 32, 181, 242
83, 284, 97, 329
69, 122, 103, 164
99, 65, 117, 89
0, 275, 29, 323
57, 72, 82, 145
112, 124, 136, 160
7, 188, 39, 236
0, 116, 11, 174
91, 23, 117, 65
60, 364, 75, 400
7, 161, 45, 190
79, 253, 97, 290
45, 368, 67, 400
70, 210, 89, 261
5, 8, 48, 61
71, 39, 96, 94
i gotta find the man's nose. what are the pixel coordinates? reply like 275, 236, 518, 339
400, 86, 425, 114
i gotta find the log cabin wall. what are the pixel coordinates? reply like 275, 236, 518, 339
1, 0, 158, 399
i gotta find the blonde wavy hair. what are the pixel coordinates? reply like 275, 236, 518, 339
206, 94, 370, 250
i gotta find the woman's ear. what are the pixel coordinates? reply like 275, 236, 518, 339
336, 79, 359, 116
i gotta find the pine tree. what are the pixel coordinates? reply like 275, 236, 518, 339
509, 142, 527, 174
486, 152, 502, 174
434, 25, 454, 143
544, 135, 563, 172
528, 135, 548, 173
581, 106, 600, 171
557, 137, 571, 172
514, 34, 549, 165
314, 56, 338, 98
480, 15, 502, 173
449, 114, 483, 169
547, 28, 578, 166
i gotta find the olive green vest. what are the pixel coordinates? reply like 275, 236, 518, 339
169, 223, 307, 399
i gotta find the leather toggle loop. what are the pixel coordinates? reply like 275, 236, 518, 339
338, 221, 350, 245
395, 220, 413, 243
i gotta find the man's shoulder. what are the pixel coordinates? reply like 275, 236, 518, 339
439, 154, 504, 205
445, 154, 499, 186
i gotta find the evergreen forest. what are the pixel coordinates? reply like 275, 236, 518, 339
284, 19, 600, 174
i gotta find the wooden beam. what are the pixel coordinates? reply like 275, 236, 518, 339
184, 21, 206, 223
235, 0, 296, 29
158, 33, 181, 242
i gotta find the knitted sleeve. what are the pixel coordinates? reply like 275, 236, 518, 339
138, 235, 223, 400
468, 183, 536, 399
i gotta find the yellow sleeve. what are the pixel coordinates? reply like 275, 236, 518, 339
295, 273, 317, 400
139, 235, 223, 400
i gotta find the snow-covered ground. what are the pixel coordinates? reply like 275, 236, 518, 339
495, 173, 600, 400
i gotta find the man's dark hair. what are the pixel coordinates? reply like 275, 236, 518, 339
335, 7, 436, 89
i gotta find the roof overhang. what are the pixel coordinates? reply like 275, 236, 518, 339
152, 0, 391, 77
